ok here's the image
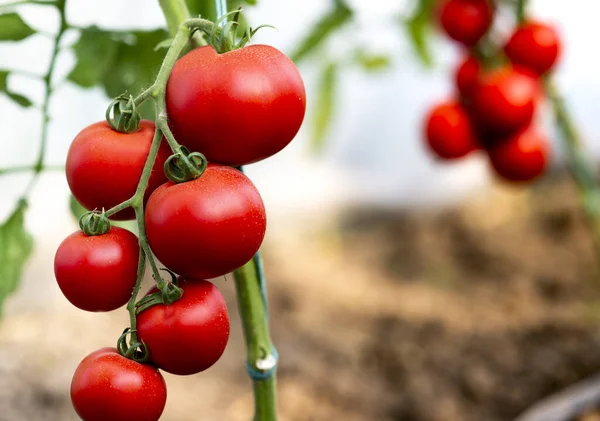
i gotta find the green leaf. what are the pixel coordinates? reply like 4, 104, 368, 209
355, 50, 391, 72
69, 195, 87, 222
311, 62, 337, 154
290, 1, 353, 63
404, 0, 436, 67
0, 70, 34, 107
0, 71, 8, 91
0, 200, 33, 312
68, 27, 169, 118
6, 91, 33, 107
0, 13, 36, 41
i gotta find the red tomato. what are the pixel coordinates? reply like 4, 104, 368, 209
54, 227, 139, 312
424, 101, 478, 159
438, 0, 493, 47
505, 21, 561, 75
66, 120, 171, 220
470, 66, 539, 136
166, 45, 306, 166
145, 164, 266, 279
455, 55, 481, 98
71, 348, 166, 421
137, 279, 230, 375
487, 128, 549, 182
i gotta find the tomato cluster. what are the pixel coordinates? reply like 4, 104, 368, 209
55, 41, 305, 421
426, 0, 561, 182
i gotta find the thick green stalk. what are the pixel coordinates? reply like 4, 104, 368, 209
158, 0, 207, 46
233, 255, 278, 421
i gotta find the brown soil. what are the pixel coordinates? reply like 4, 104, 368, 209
2, 173, 600, 421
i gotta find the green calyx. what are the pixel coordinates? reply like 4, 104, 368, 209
105, 93, 141, 134
164, 146, 207, 183
79, 211, 111, 236
117, 328, 149, 363
135, 269, 183, 314
187, 9, 275, 54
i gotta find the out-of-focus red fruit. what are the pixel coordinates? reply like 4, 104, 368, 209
505, 21, 561, 76
470, 66, 539, 136
487, 127, 549, 182
424, 101, 479, 160
455, 55, 481, 98
439, 0, 493, 47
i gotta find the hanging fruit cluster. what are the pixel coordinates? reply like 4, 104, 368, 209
424, 0, 561, 182
52, 13, 306, 421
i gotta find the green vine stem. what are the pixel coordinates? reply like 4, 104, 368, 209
0, 0, 68, 197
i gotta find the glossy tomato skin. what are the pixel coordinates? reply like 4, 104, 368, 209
470, 67, 539, 136
137, 279, 230, 375
487, 128, 549, 182
71, 347, 166, 421
505, 21, 561, 75
424, 101, 478, 159
66, 120, 171, 220
145, 164, 266, 279
455, 55, 481, 98
166, 45, 306, 166
54, 227, 139, 312
439, 0, 493, 47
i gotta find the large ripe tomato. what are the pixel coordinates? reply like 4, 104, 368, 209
137, 279, 230, 375
470, 66, 539, 136
71, 348, 166, 421
145, 164, 266, 279
505, 21, 561, 75
166, 45, 306, 166
438, 0, 493, 47
66, 120, 171, 220
54, 227, 139, 312
455, 55, 481, 98
487, 128, 549, 182
424, 101, 478, 160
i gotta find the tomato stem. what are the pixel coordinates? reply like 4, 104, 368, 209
233, 254, 279, 421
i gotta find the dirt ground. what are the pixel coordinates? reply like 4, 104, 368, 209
3, 173, 600, 421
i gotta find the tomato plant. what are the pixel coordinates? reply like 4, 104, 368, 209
424, 101, 478, 159
166, 44, 307, 166
54, 226, 139, 312
66, 120, 171, 220
137, 279, 230, 375
71, 347, 167, 421
145, 164, 267, 279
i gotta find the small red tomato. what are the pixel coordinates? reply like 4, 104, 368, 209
66, 121, 171, 220
455, 55, 481, 98
166, 45, 306, 166
470, 66, 539, 136
71, 348, 166, 421
137, 279, 230, 375
145, 164, 266, 279
424, 101, 479, 159
54, 227, 138, 312
487, 128, 549, 182
439, 0, 493, 47
505, 21, 561, 76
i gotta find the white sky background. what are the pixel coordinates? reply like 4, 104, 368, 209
0, 0, 598, 230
